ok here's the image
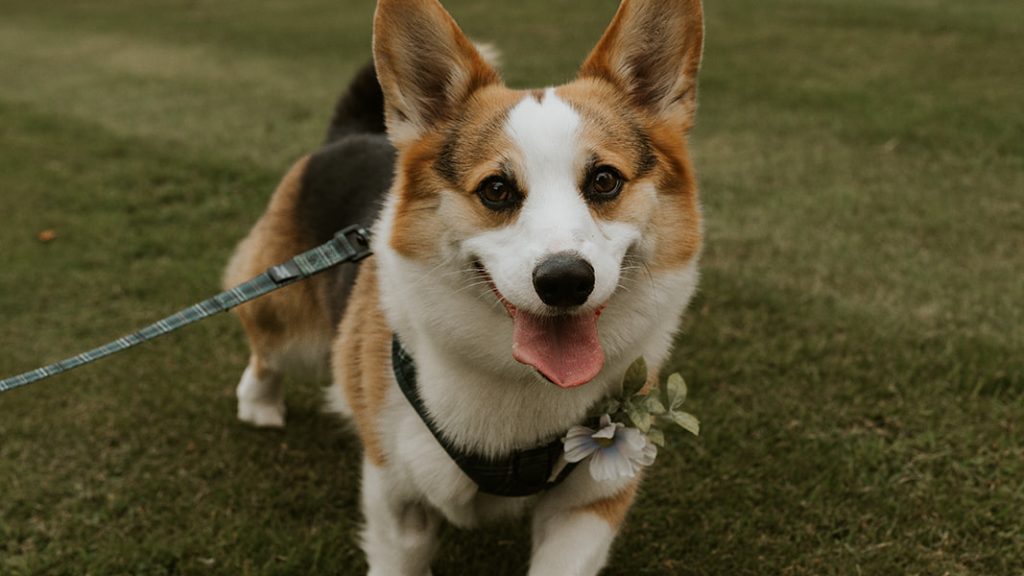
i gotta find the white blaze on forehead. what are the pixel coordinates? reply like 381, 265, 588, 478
505, 90, 591, 253
505, 90, 582, 190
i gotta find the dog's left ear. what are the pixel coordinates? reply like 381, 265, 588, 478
373, 0, 501, 145
580, 0, 705, 131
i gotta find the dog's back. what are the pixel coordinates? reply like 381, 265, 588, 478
223, 63, 393, 427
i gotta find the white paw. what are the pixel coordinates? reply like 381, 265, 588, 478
237, 397, 286, 428
236, 364, 285, 428
322, 384, 353, 417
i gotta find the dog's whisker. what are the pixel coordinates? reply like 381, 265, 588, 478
406, 259, 469, 288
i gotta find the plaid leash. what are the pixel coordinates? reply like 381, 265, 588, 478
0, 225, 372, 394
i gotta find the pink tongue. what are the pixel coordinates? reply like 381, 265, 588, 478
512, 311, 605, 388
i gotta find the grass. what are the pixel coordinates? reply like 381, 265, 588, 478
1, 0, 1021, 574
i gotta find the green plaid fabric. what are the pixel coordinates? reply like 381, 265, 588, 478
0, 226, 371, 394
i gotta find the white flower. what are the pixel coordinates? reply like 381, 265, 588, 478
563, 415, 657, 481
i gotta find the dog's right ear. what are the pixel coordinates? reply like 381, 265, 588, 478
373, 0, 501, 145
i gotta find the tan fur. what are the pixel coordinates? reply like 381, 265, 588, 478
388, 134, 447, 260
374, 0, 501, 141
580, 0, 704, 132
437, 85, 524, 191
389, 85, 526, 259
578, 479, 640, 528
332, 263, 392, 466
557, 80, 703, 272
556, 79, 655, 183
224, 156, 335, 359
645, 122, 703, 271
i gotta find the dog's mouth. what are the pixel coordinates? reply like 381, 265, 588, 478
473, 262, 606, 389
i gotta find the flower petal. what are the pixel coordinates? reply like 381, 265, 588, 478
611, 431, 643, 462
564, 435, 599, 463
589, 449, 615, 481
592, 424, 617, 440
621, 427, 647, 451
565, 425, 596, 441
575, 415, 663, 482
618, 445, 639, 478
637, 441, 658, 467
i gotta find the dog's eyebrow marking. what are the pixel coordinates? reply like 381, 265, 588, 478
435, 133, 461, 185
561, 95, 657, 180
633, 127, 657, 178
435, 106, 515, 187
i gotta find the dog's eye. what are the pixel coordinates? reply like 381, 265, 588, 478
476, 176, 520, 211
587, 167, 625, 201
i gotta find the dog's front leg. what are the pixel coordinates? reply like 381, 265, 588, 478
527, 480, 639, 576
360, 458, 441, 576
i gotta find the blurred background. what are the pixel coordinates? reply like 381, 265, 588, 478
1, 0, 1021, 574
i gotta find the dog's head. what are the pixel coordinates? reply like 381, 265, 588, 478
374, 0, 704, 388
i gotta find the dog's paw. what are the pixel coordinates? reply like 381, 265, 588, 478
237, 397, 286, 428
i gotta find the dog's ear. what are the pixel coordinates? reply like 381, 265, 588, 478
580, 0, 705, 131
373, 0, 501, 144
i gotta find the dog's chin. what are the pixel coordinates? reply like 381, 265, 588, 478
472, 262, 606, 389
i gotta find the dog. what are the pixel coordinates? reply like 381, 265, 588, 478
223, 0, 705, 573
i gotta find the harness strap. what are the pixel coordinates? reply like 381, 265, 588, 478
391, 338, 578, 498
0, 226, 372, 394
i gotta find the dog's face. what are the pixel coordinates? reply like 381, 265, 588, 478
374, 0, 704, 388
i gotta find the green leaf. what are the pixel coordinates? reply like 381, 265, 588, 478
665, 373, 688, 411
667, 410, 700, 436
588, 398, 621, 419
623, 398, 652, 433
622, 357, 648, 397
644, 394, 667, 415
647, 427, 666, 447
611, 407, 629, 422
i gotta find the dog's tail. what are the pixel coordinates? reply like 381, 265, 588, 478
324, 61, 386, 144
324, 44, 501, 145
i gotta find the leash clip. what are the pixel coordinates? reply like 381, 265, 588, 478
334, 225, 374, 262
267, 225, 372, 285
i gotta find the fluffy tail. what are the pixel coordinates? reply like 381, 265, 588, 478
324, 61, 386, 144
324, 44, 500, 145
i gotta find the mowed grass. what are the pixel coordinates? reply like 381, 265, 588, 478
1, 0, 1022, 574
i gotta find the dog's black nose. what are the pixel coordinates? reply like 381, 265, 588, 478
533, 253, 595, 308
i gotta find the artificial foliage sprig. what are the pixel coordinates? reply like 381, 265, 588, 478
563, 357, 700, 482
589, 357, 700, 444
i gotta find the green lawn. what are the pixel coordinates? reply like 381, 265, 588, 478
1, 0, 1022, 574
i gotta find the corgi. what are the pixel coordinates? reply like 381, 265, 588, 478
223, 0, 705, 573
